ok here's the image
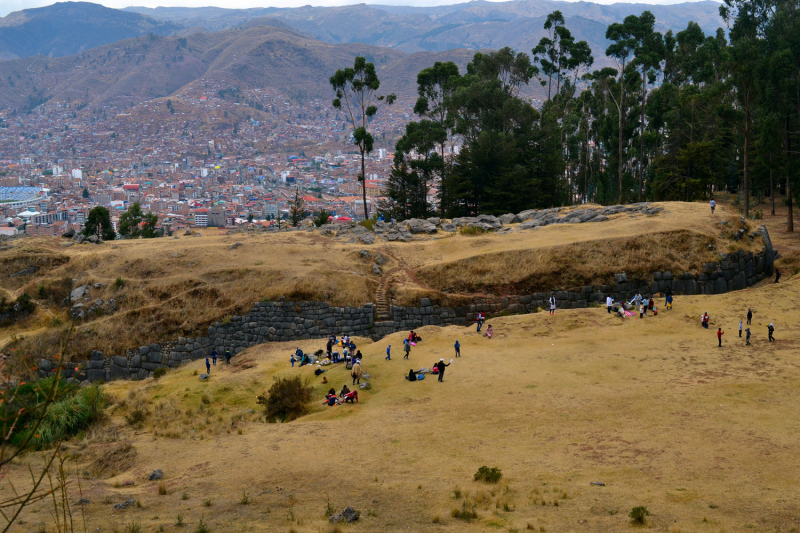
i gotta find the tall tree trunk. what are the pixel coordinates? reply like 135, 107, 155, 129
743, 103, 750, 219
361, 150, 369, 219
786, 114, 794, 232
618, 86, 625, 205
639, 68, 646, 202
770, 153, 775, 216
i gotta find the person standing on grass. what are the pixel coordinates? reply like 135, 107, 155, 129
205, 357, 211, 374
351, 359, 362, 385
739, 320, 743, 338
710, 199, 716, 214
385, 344, 391, 360
745, 328, 751, 346
606, 295, 613, 314
290, 353, 295, 367
639, 303, 644, 319
403, 339, 411, 360
225, 349, 231, 365
642, 297, 649, 316
747, 308, 753, 325
211, 349, 217, 366
454, 340, 461, 357
435, 358, 451, 382
549, 293, 556, 315
775, 268, 782, 283
768, 323, 775, 342
476, 312, 484, 332
717, 328, 724, 347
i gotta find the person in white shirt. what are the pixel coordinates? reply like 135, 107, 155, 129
710, 199, 716, 214
606, 295, 613, 314
549, 294, 556, 315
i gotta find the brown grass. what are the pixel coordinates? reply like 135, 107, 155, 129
419, 230, 728, 295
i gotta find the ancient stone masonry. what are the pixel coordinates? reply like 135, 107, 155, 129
46, 226, 777, 384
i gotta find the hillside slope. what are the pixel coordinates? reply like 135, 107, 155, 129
8, 269, 800, 531
0, 22, 476, 110
0, 1, 182, 61
129, 0, 725, 57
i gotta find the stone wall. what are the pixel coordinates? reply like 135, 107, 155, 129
44, 229, 776, 384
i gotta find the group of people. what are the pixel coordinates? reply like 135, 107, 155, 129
406, 358, 453, 383
204, 348, 231, 375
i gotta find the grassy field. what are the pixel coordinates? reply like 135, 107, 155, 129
6, 267, 800, 532
0, 201, 766, 359
2, 198, 800, 532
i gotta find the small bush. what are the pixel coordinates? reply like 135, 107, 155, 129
221, 315, 232, 325
325, 497, 336, 517
459, 226, 489, 236
257, 376, 313, 422
629, 506, 650, 525
175, 514, 184, 526
125, 409, 148, 428
203, 498, 213, 507
432, 514, 440, 523
152, 367, 168, 381
451, 499, 478, 521
240, 490, 251, 505
114, 277, 125, 290
452, 486, 462, 499
474, 466, 502, 483
181, 492, 189, 500
359, 214, 378, 231
314, 210, 331, 228
195, 516, 210, 533
125, 522, 141, 533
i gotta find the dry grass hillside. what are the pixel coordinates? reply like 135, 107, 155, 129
0, 201, 772, 362
5, 253, 800, 532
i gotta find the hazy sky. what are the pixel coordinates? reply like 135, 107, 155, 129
0, 0, 720, 17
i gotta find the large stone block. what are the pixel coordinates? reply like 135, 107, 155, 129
109, 364, 128, 380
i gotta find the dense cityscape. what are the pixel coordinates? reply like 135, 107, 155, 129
0, 84, 426, 237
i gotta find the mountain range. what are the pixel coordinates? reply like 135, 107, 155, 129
0, 2, 180, 61
127, 1, 725, 55
0, 0, 728, 115
0, 20, 477, 110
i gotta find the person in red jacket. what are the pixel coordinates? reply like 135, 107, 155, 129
717, 327, 724, 347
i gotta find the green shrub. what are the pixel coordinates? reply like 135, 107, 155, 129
314, 210, 331, 228
221, 315, 232, 325
152, 367, 168, 381
8, 381, 105, 449
474, 466, 502, 483
359, 214, 379, 231
256, 376, 313, 422
459, 226, 489, 236
451, 499, 478, 521
629, 506, 650, 525
114, 277, 125, 290
124, 409, 148, 429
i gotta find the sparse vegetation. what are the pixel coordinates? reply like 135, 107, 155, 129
152, 367, 168, 380
451, 498, 478, 521
474, 466, 502, 483
629, 506, 650, 525
459, 225, 489, 235
257, 376, 313, 422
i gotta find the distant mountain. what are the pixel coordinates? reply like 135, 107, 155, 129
0, 2, 182, 61
128, 0, 726, 57
0, 21, 478, 111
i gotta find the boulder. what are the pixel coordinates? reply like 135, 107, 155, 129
87, 234, 99, 244
614, 273, 628, 284
329, 514, 344, 524
440, 223, 457, 232
199, 373, 209, 380
359, 250, 371, 259
358, 233, 375, 245
70, 285, 89, 302
229, 242, 243, 250
73, 234, 85, 244
499, 213, 516, 225
342, 506, 359, 522
372, 264, 382, 276
148, 470, 163, 481
426, 217, 441, 226
62, 228, 75, 238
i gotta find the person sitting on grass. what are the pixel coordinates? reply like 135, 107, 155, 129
340, 384, 351, 396
324, 389, 339, 406
484, 325, 493, 338
405, 369, 418, 381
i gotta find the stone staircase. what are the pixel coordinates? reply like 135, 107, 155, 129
375, 275, 392, 320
